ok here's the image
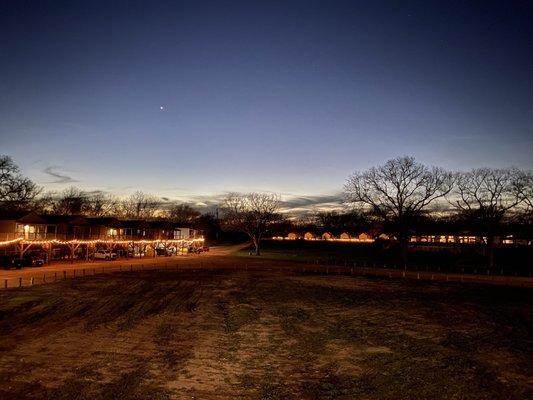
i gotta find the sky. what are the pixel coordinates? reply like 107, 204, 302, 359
1, 0, 533, 215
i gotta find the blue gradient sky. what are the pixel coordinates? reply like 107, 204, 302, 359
1, 1, 532, 213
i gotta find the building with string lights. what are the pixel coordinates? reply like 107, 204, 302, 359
0, 210, 204, 264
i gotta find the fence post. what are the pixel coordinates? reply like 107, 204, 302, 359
63, 271, 67, 280
4, 279, 7, 289
19, 278, 22, 287
30, 277, 34, 286
130, 264, 133, 272
54, 272, 57, 282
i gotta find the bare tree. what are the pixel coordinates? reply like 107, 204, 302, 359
30, 191, 57, 214
453, 168, 526, 270
0, 155, 41, 210
49, 187, 88, 215
84, 192, 120, 217
165, 203, 200, 225
344, 156, 454, 267
517, 170, 533, 221
119, 191, 160, 219
222, 192, 281, 256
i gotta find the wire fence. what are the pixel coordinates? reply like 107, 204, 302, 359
2, 258, 533, 290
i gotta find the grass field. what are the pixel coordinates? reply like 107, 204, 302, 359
0, 262, 532, 399
236, 239, 533, 276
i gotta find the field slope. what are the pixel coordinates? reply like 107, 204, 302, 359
0, 266, 532, 399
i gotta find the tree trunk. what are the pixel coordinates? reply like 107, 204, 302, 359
253, 236, 261, 256
400, 239, 408, 269
486, 235, 495, 271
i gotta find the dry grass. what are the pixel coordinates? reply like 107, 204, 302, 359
0, 265, 532, 399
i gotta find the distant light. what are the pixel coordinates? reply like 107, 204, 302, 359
160, 106, 164, 110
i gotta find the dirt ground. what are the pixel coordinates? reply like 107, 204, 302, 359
0, 258, 532, 399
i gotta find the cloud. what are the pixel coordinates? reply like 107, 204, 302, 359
43, 166, 79, 184
128, 192, 346, 217
279, 193, 345, 216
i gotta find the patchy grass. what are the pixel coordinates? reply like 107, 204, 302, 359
0, 265, 532, 399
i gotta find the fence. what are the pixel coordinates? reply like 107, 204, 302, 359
2, 258, 533, 290
1, 261, 183, 289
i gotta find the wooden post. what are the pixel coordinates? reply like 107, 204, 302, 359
4, 280, 7, 289
30, 277, 34, 286
19, 278, 22, 287
63, 271, 66, 280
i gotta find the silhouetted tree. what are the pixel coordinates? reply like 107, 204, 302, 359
30, 191, 56, 214
165, 203, 200, 225
119, 191, 160, 219
49, 187, 87, 215
344, 156, 454, 267
453, 168, 527, 270
314, 210, 369, 236
84, 192, 120, 217
518, 170, 533, 223
222, 192, 281, 255
0, 155, 41, 210
196, 212, 220, 241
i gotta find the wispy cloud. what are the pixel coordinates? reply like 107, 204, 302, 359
280, 193, 345, 216
43, 166, 79, 184
157, 192, 346, 217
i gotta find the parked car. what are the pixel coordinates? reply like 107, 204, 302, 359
156, 248, 172, 256
23, 255, 45, 267
195, 246, 210, 253
91, 250, 117, 260
1, 256, 23, 270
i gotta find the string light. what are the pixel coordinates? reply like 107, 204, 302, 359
0, 237, 204, 247
0, 238, 23, 247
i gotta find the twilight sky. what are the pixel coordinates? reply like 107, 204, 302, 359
1, 0, 533, 214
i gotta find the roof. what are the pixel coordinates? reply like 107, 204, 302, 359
40, 215, 90, 225
84, 217, 123, 228
120, 220, 151, 229
0, 210, 46, 224
146, 220, 177, 230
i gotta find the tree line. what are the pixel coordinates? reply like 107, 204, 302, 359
0, 155, 201, 223
2, 155, 533, 267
